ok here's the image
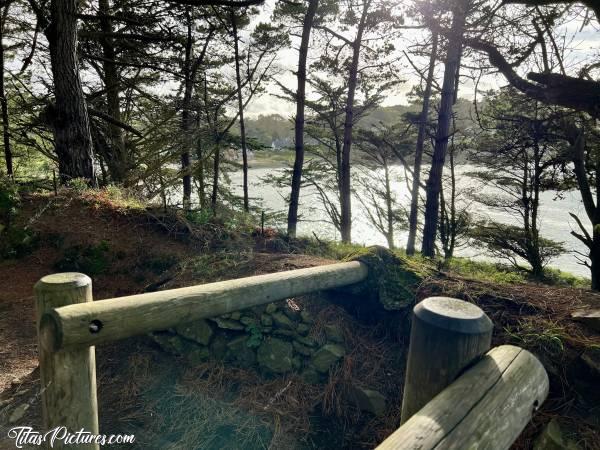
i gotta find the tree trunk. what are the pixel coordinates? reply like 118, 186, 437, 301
568, 124, 600, 289
420, 2, 467, 257
530, 120, 544, 278
98, 0, 127, 183
447, 137, 457, 259
339, 0, 370, 243
406, 32, 438, 255
592, 230, 600, 290
0, 3, 12, 176
287, 0, 318, 237
384, 160, 394, 249
181, 9, 193, 210
231, 9, 249, 212
196, 113, 206, 209
47, 0, 96, 184
211, 145, 220, 213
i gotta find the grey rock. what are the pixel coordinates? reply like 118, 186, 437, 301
187, 347, 210, 365
300, 310, 314, 324
211, 318, 245, 331
241, 316, 258, 327
272, 312, 295, 330
292, 356, 303, 370
210, 334, 229, 360
226, 336, 256, 368
311, 344, 345, 373
175, 319, 214, 346
300, 368, 321, 384
534, 419, 582, 450
273, 329, 297, 338
295, 336, 317, 348
265, 303, 278, 314
293, 341, 314, 356
348, 386, 386, 416
324, 324, 344, 343
151, 333, 192, 356
230, 311, 241, 321
297, 323, 310, 336
261, 314, 273, 327
257, 338, 294, 373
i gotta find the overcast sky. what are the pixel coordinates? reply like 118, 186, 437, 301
244, 0, 600, 118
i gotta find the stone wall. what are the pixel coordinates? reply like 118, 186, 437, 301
151, 299, 347, 385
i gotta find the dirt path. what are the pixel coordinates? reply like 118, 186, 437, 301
0, 253, 47, 392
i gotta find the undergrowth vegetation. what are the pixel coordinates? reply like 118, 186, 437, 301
100, 300, 406, 450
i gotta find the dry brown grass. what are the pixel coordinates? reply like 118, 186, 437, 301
90, 298, 407, 450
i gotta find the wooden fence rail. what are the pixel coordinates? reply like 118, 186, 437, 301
378, 345, 549, 450
33, 265, 548, 450
39, 261, 368, 351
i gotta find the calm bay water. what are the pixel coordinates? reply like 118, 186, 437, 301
223, 164, 591, 278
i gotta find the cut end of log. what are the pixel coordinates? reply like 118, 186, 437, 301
35, 273, 92, 292
414, 296, 493, 334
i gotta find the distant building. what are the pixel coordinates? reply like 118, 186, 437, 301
223, 147, 254, 161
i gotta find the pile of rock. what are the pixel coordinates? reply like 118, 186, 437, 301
150, 300, 347, 384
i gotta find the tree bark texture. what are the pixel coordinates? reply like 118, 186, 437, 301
287, 0, 319, 237
421, 2, 467, 257
406, 32, 438, 255
47, 0, 96, 184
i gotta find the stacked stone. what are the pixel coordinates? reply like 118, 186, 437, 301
150, 301, 347, 384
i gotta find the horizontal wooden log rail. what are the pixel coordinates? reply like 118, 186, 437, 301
39, 261, 369, 352
377, 345, 549, 450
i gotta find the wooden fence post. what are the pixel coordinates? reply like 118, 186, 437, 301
400, 296, 493, 424
35, 273, 99, 450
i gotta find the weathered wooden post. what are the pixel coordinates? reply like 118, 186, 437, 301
400, 296, 493, 423
378, 345, 549, 450
35, 273, 99, 450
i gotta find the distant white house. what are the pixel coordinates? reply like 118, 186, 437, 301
223, 147, 254, 161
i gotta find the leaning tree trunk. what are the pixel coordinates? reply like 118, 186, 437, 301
98, 0, 127, 183
287, 0, 319, 237
339, 0, 370, 243
47, 0, 96, 184
406, 32, 438, 255
420, 2, 467, 257
231, 10, 249, 212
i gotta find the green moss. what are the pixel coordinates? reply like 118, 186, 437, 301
542, 267, 589, 288
302, 239, 370, 261
444, 258, 527, 284
444, 257, 589, 287
346, 246, 430, 310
